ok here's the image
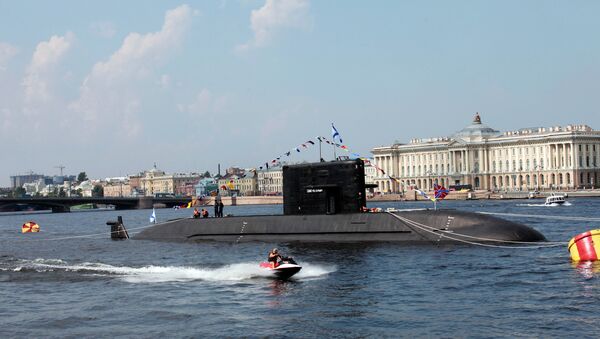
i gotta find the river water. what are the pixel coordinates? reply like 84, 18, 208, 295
1, 199, 600, 338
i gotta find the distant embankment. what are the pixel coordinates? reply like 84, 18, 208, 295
201, 196, 283, 206
368, 189, 600, 201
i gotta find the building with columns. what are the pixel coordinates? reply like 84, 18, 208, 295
372, 114, 600, 192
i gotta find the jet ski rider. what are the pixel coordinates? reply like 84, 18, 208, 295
268, 248, 282, 268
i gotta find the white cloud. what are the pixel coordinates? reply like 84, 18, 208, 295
90, 21, 117, 39
69, 5, 193, 136
178, 89, 227, 116
22, 33, 74, 114
158, 74, 171, 89
0, 42, 18, 71
237, 0, 311, 52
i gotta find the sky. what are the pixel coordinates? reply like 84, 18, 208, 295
1, 0, 600, 186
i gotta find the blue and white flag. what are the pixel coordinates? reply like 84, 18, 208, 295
331, 123, 343, 144
149, 208, 157, 223
415, 189, 435, 202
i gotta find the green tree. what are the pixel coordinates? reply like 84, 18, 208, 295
203, 171, 211, 178
48, 187, 58, 197
13, 187, 26, 197
77, 172, 88, 183
58, 188, 66, 197
92, 185, 104, 197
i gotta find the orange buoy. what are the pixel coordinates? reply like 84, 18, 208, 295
22, 221, 40, 233
568, 230, 600, 261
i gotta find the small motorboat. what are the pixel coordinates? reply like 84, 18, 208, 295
545, 193, 567, 206
259, 257, 302, 279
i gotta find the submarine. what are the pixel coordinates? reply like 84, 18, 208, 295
134, 159, 546, 244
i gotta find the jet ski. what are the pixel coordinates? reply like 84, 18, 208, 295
259, 257, 302, 280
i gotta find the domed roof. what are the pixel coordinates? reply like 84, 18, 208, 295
453, 113, 500, 141
146, 163, 165, 177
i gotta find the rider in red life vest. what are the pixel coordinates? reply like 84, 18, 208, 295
268, 248, 282, 268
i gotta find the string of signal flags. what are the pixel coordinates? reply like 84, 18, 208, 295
257, 128, 449, 202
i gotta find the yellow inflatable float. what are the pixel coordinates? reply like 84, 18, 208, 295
568, 230, 600, 261
21, 221, 40, 233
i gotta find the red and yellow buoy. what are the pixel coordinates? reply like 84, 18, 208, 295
568, 230, 600, 261
22, 221, 40, 233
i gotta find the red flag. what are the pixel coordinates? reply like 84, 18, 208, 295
434, 184, 449, 200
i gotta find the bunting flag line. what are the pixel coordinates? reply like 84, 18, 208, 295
255, 134, 446, 203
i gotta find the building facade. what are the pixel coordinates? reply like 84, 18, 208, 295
139, 166, 202, 197
257, 169, 283, 195
10, 173, 47, 189
372, 114, 600, 192
218, 171, 258, 196
103, 181, 131, 197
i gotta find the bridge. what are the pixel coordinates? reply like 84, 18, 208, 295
0, 196, 199, 213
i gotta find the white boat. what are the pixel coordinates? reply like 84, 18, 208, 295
545, 193, 566, 206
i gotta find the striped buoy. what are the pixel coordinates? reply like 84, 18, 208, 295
22, 221, 40, 233
568, 230, 600, 261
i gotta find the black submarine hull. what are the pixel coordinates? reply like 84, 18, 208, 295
134, 209, 546, 243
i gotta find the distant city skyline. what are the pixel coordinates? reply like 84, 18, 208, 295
2, 1, 600, 186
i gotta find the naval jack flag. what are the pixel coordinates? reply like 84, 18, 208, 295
331, 123, 343, 144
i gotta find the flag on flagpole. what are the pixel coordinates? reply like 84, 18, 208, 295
331, 123, 343, 144
434, 184, 449, 200
415, 189, 436, 202
149, 208, 157, 223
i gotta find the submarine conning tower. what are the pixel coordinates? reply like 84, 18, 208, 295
283, 159, 368, 215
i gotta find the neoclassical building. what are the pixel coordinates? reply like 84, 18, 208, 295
140, 166, 202, 197
372, 114, 600, 192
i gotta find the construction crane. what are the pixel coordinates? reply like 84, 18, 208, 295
55, 165, 65, 176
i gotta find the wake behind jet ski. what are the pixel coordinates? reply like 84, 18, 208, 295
259, 248, 302, 279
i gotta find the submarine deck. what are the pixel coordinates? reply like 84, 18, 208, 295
133, 209, 546, 243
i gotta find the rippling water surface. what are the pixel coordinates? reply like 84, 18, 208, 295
2, 199, 600, 338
